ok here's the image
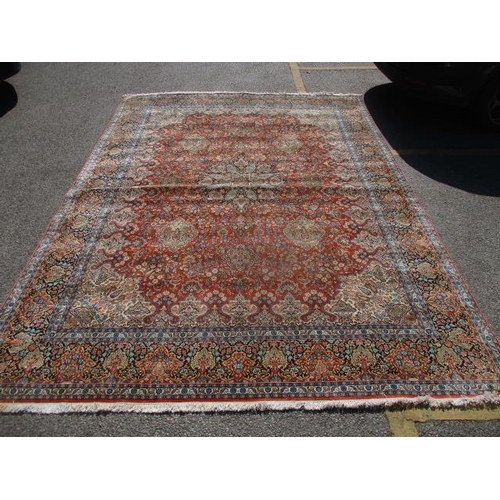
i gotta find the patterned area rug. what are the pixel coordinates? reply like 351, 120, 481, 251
1, 93, 499, 413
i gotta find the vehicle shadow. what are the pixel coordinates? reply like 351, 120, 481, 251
0, 81, 18, 118
364, 84, 500, 197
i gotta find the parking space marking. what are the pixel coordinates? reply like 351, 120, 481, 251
289, 62, 306, 93
298, 65, 377, 71
386, 407, 500, 437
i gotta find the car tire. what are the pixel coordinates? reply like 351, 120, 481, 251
473, 76, 500, 131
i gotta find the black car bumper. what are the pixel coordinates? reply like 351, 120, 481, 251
0, 63, 21, 81
375, 62, 469, 107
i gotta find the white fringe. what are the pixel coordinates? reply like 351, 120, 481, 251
1, 394, 499, 414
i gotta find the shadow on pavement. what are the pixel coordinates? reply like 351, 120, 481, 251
364, 84, 500, 197
0, 82, 18, 118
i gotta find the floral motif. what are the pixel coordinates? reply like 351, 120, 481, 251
191, 348, 216, 375
200, 158, 284, 212
262, 346, 288, 374
222, 351, 255, 380
103, 349, 129, 374
179, 134, 209, 152
171, 294, 209, 326
272, 293, 309, 324
297, 342, 340, 381
222, 293, 258, 324
284, 216, 325, 250
224, 244, 257, 272
52, 346, 96, 383
136, 346, 183, 383
152, 218, 198, 252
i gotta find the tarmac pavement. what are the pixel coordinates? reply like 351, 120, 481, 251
1, 63, 499, 436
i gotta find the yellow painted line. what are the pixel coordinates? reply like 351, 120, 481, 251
386, 407, 500, 437
289, 62, 306, 93
298, 65, 377, 71
386, 411, 419, 437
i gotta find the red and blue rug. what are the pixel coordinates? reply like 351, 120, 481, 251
1, 93, 499, 412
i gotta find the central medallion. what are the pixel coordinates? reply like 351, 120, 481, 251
152, 217, 198, 252
65, 112, 398, 330
224, 244, 258, 272
199, 157, 284, 212
284, 216, 325, 250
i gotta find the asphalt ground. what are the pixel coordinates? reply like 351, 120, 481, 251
0, 63, 499, 436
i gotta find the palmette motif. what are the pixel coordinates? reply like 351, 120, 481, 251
0, 93, 499, 406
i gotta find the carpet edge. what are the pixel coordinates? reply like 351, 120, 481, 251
1, 394, 499, 414
0, 98, 128, 320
